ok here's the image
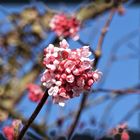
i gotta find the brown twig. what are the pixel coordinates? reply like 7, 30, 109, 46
76, 0, 128, 22
46, 85, 140, 130
17, 89, 49, 140
96, 9, 115, 53
119, 103, 140, 123
93, 88, 140, 94
93, 9, 115, 68
94, 87, 140, 127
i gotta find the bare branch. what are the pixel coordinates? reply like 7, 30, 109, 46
17, 89, 49, 140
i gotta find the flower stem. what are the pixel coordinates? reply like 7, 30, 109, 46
17, 89, 49, 140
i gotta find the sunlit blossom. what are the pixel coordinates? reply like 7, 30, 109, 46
42, 39, 102, 106
49, 14, 80, 39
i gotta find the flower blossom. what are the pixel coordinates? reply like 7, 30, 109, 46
3, 120, 22, 140
27, 83, 44, 102
41, 39, 102, 106
49, 14, 80, 40
109, 123, 130, 140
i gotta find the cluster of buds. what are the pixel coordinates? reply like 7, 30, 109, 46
41, 39, 102, 106
27, 83, 44, 102
3, 120, 22, 140
109, 123, 130, 140
49, 14, 80, 40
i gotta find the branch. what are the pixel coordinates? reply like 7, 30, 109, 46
17, 89, 49, 140
119, 103, 140, 123
93, 88, 140, 94
48, 86, 140, 129
47, 94, 111, 129
76, 0, 128, 22
96, 9, 115, 52
98, 28, 140, 87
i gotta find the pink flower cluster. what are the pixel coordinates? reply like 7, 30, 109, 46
3, 120, 22, 140
49, 14, 80, 40
27, 83, 44, 102
109, 123, 130, 140
41, 39, 102, 106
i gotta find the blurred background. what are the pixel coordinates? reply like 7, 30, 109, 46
0, 0, 140, 140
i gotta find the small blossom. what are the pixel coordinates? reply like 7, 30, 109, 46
87, 79, 94, 86
109, 123, 129, 140
41, 39, 102, 106
59, 39, 69, 49
48, 86, 59, 96
76, 77, 85, 87
66, 74, 75, 83
3, 120, 22, 140
49, 14, 80, 39
121, 132, 130, 140
92, 70, 102, 82
80, 59, 92, 71
27, 84, 44, 102
3, 126, 14, 140
80, 46, 91, 57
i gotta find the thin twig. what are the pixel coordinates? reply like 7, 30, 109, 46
17, 89, 49, 140
47, 86, 140, 129
119, 103, 140, 123
98, 28, 140, 88
96, 9, 115, 52
93, 88, 140, 94
99, 95, 121, 128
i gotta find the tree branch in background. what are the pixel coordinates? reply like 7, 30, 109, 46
119, 103, 140, 123
96, 9, 115, 52
45, 86, 139, 130
93, 88, 140, 94
76, 0, 128, 22
98, 28, 140, 87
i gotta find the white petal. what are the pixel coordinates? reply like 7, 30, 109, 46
46, 64, 56, 71
48, 86, 59, 96
55, 81, 62, 86
43, 82, 47, 86
48, 44, 54, 48
60, 39, 69, 48
59, 102, 65, 107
